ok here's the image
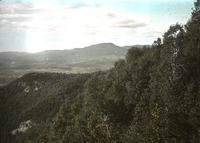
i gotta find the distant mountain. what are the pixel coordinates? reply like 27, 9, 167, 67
0, 43, 138, 86
1, 3, 200, 143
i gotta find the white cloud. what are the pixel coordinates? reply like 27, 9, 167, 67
113, 20, 147, 28
0, 2, 165, 52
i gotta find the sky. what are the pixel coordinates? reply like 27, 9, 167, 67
0, 0, 195, 53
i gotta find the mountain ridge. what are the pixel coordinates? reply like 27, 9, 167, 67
1, 5, 200, 143
0, 43, 141, 86
0, 43, 126, 54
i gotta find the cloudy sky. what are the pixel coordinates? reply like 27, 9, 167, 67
0, 0, 194, 53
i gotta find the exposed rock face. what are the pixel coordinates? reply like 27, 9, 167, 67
11, 120, 33, 135
24, 87, 30, 93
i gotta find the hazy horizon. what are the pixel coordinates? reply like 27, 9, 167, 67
0, 0, 194, 53
0, 42, 140, 54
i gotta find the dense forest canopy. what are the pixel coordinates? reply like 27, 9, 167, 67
1, 1, 200, 143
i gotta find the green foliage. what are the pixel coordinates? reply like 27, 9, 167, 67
40, 8, 200, 143
1, 3, 200, 143
0, 73, 91, 143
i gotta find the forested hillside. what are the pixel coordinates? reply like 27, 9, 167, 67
0, 73, 91, 143
1, 3, 200, 143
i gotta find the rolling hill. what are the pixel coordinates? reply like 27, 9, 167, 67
1, 2, 200, 143
0, 43, 133, 86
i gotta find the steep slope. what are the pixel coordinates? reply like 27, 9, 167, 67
0, 72, 91, 143
36, 8, 200, 143
1, 11, 200, 142
1, 4, 200, 143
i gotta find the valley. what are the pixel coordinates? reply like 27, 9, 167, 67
0, 43, 134, 86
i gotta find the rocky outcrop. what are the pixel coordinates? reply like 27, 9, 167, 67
11, 120, 33, 135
